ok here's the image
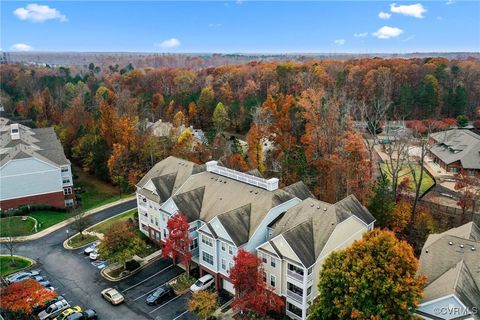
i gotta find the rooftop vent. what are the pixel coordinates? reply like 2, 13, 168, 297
310, 203, 314, 207
460, 244, 464, 248
472, 247, 476, 251
323, 208, 327, 211
448, 241, 453, 245
425, 249, 429, 253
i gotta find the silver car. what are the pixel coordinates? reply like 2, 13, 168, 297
38, 299, 70, 320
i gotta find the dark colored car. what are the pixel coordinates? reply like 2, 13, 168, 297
65, 309, 98, 320
33, 295, 65, 314
146, 284, 174, 305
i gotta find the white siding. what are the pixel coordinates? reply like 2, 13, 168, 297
0, 158, 62, 200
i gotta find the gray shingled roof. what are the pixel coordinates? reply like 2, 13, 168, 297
430, 129, 480, 170
419, 221, 480, 310
170, 171, 298, 242
136, 156, 205, 204
282, 181, 316, 200
0, 121, 69, 167
271, 195, 375, 267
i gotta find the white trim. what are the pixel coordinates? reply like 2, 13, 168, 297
1, 167, 60, 178
418, 294, 465, 308
0, 155, 61, 170
1, 189, 64, 201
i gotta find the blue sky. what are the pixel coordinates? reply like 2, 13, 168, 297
2, 1, 479, 53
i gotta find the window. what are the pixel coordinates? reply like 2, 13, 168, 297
288, 263, 304, 276
162, 214, 166, 222
155, 233, 160, 241
307, 286, 312, 296
221, 242, 226, 252
263, 272, 267, 283
163, 229, 167, 238
228, 245, 233, 255
450, 167, 459, 173
61, 167, 69, 173
228, 262, 233, 272
65, 199, 74, 207
201, 235, 213, 247
63, 187, 72, 195
221, 258, 226, 270
150, 216, 154, 224
141, 224, 148, 231
202, 252, 213, 265
287, 303, 302, 317
287, 282, 303, 295
190, 238, 198, 251
155, 217, 159, 226
271, 257, 276, 268
261, 253, 267, 264
62, 178, 70, 184
270, 275, 276, 288
189, 226, 198, 233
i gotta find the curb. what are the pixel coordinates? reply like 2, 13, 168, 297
0, 254, 37, 277
63, 208, 136, 250
101, 254, 164, 282
0, 196, 135, 243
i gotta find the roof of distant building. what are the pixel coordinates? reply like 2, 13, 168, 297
430, 129, 480, 170
0, 117, 70, 168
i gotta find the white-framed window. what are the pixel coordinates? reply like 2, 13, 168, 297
261, 253, 267, 264
201, 234, 213, 247
221, 242, 226, 252
63, 187, 72, 195
270, 275, 276, 288
150, 216, 154, 224
141, 223, 148, 231
271, 257, 276, 268
221, 258, 226, 270
61, 167, 69, 173
189, 226, 198, 233
155, 217, 159, 226
228, 262, 233, 272
228, 245, 233, 255
62, 178, 70, 184
190, 238, 198, 251
163, 229, 167, 238
263, 271, 267, 283
65, 199, 74, 207
202, 252, 213, 265
450, 167, 459, 173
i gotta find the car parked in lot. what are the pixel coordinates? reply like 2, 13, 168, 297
101, 288, 124, 305
84, 241, 100, 255
190, 274, 214, 292
38, 299, 70, 320
53, 306, 82, 320
33, 295, 65, 314
89, 250, 99, 261
146, 284, 174, 305
5, 270, 40, 284
65, 309, 98, 320
30, 275, 45, 282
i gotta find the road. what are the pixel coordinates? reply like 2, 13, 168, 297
0, 200, 199, 320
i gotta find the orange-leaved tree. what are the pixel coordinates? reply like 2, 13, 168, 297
0, 279, 57, 315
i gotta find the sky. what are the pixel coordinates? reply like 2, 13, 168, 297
1, 1, 479, 53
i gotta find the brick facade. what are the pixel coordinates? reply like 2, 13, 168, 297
0, 191, 67, 210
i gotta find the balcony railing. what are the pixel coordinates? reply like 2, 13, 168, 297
287, 269, 304, 282
307, 272, 313, 282
286, 310, 303, 320
287, 289, 303, 304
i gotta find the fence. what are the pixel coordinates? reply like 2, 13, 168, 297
418, 199, 479, 229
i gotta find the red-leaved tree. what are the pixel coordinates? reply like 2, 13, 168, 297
230, 249, 284, 316
454, 170, 479, 223
0, 279, 57, 315
163, 212, 193, 276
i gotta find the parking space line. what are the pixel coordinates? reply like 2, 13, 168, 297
133, 283, 165, 301
148, 294, 182, 314
172, 310, 189, 320
121, 264, 173, 293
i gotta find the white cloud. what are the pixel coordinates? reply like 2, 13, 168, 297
378, 11, 392, 19
156, 38, 181, 49
10, 43, 33, 51
390, 3, 426, 18
403, 35, 415, 42
372, 26, 403, 39
354, 32, 368, 38
334, 39, 346, 45
14, 3, 67, 22
445, 0, 455, 5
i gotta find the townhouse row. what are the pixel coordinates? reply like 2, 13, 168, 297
135, 156, 375, 320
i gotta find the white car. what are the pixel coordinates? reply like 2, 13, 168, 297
190, 274, 214, 292
84, 241, 100, 255
89, 250, 99, 260
38, 299, 70, 320
6, 270, 41, 284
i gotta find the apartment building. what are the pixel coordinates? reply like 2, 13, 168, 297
137, 159, 314, 294
0, 118, 75, 210
417, 220, 480, 320
256, 196, 375, 320
135, 156, 205, 243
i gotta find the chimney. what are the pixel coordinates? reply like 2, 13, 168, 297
266, 178, 279, 191
206, 160, 218, 172
10, 123, 20, 140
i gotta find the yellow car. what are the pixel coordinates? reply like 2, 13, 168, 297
53, 306, 82, 320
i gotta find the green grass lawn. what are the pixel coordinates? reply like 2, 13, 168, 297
380, 163, 435, 195
0, 256, 32, 276
30, 211, 74, 232
74, 166, 123, 211
90, 209, 137, 234
67, 233, 99, 248
0, 216, 36, 237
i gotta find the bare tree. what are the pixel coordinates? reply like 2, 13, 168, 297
382, 130, 410, 201
70, 211, 92, 240
357, 99, 390, 178
3, 211, 18, 265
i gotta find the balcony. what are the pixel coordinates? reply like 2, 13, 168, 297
287, 269, 304, 282
287, 289, 303, 304
286, 310, 302, 320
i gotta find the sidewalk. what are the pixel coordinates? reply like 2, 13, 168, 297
0, 196, 135, 243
